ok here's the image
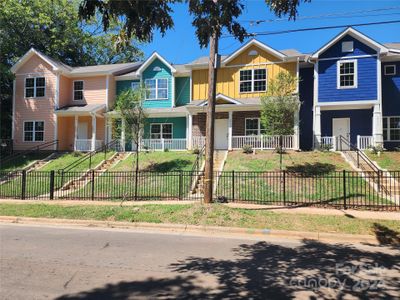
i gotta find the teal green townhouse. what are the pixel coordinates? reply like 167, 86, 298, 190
9, 27, 400, 152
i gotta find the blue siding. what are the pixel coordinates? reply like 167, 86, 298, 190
321, 109, 373, 145
116, 80, 140, 95
299, 67, 314, 150
144, 117, 187, 139
175, 77, 190, 106
382, 61, 400, 116
320, 35, 377, 59
142, 58, 173, 108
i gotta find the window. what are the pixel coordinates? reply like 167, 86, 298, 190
337, 60, 357, 89
150, 123, 173, 139
145, 78, 168, 100
25, 77, 45, 98
239, 69, 267, 93
342, 41, 354, 53
131, 81, 140, 90
73, 81, 84, 101
383, 117, 400, 141
245, 118, 265, 136
384, 65, 396, 76
24, 121, 44, 142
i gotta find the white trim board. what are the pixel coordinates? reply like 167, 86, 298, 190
136, 52, 176, 75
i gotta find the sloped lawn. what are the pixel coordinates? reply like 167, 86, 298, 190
366, 151, 400, 171
218, 151, 393, 208
0, 152, 50, 172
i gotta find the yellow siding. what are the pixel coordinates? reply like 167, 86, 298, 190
192, 44, 297, 100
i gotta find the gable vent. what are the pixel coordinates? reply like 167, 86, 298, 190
342, 41, 354, 53
153, 66, 162, 72
248, 50, 258, 56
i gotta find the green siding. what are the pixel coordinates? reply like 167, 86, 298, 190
144, 117, 187, 139
142, 59, 173, 108
175, 77, 190, 106
116, 80, 140, 96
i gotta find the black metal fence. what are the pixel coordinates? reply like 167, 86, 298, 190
0, 170, 399, 210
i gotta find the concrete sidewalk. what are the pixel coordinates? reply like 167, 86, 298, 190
0, 199, 399, 221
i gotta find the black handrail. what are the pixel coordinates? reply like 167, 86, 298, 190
191, 144, 205, 173
0, 140, 58, 167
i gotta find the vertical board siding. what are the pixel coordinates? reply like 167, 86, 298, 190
319, 35, 377, 59
144, 117, 187, 139
142, 58, 173, 108
382, 61, 400, 116
299, 67, 314, 150
175, 77, 190, 106
192, 45, 297, 100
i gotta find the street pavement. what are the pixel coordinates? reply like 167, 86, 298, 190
0, 223, 399, 299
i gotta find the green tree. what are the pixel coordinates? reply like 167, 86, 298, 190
0, 0, 143, 139
115, 88, 147, 200
261, 71, 301, 169
79, 0, 311, 202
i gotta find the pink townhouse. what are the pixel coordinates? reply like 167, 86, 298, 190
11, 48, 141, 151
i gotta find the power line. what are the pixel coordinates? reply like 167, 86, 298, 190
222, 20, 400, 38
242, 6, 400, 25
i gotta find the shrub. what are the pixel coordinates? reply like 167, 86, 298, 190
319, 143, 333, 152
242, 144, 253, 154
394, 146, 400, 152
192, 147, 200, 155
369, 145, 384, 155
275, 146, 286, 154
163, 148, 170, 152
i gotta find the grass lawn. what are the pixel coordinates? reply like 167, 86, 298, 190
0, 152, 50, 172
66, 151, 198, 200
0, 151, 115, 199
366, 151, 400, 171
218, 151, 391, 207
0, 202, 399, 236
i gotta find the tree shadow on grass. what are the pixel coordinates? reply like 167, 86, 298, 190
56, 239, 400, 299
286, 162, 336, 177
373, 223, 400, 248
144, 159, 192, 172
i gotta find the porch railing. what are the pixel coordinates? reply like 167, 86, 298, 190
320, 136, 337, 151
192, 136, 206, 150
141, 138, 187, 151
74, 139, 103, 152
357, 135, 374, 150
231, 135, 294, 150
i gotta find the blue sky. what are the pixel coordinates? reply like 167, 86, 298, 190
140, 0, 400, 64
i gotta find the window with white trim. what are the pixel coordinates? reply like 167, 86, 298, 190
73, 81, 84, 101
131, 81, 140, 90
145, 78, 168, 100
384, 65, 396, 76
245, 118, 265, 136
383, 117, 400, 141
150, 123, 173, 139
337, 60, 357, 89
25, 77, 46, 98
24, 121, 44, 142
239, 69, 267, 93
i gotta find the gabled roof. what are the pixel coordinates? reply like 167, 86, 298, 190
198, 93, 243, 106
384, 43, 400, 54
136, 52, 176, 75
223, 39, 287, 64
311, 27, 388, 59
11, 48, 68, 73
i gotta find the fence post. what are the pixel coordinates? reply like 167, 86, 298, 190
89, 152, 92, 169
49, 170, 55, 200
357, 152, 360, 168
178, 171, 183, 200
91, 170, 95, 201
21, 170, 26, 200
343, 170, 347, 210
283, 170, 286, 206
232, 170, 235, 201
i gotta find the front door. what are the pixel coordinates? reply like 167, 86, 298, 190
333, 118, 350, 150
77, 122, 88, 139
214, 119, 229, 150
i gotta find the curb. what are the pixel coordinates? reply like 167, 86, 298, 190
0, 216, 379, 245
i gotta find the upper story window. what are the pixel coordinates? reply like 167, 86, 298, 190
73, 81, 84, 101
245, 118, 265, 136
337, 60, 357, 89
384, 65, 396, 76
342, 41, 354, 53
24, 121, 44, 142
145, 78, 168, 100
239, 69, 267, 93
150, 123, 173, 139
131, 81, 140, 91
383, 117, 400, 141
25, 77, 45, 98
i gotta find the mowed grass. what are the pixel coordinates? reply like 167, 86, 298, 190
366, 151, 400, 171
0, 152, 115, 198
67, 151, 198, 200
0, 153, 50, 172
218, 151, 391, 207
0, 202, 399, 236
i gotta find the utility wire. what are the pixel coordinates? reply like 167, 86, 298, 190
222, 20, 400, 38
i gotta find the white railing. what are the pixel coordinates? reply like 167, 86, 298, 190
74, 139, 103, 152
192, 136, 206, 150
357, 135, 374, 150
320, 136, 337, 151
231, 135, 294, 150
141, 138, 187, 151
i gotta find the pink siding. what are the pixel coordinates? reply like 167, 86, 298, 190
59, 75, 72, 108
64, 76, 107, 106
108, 76, 116, 109
14, 54, 57, 150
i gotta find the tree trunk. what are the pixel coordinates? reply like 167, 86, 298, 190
134, 131, 139, 201
203, 31, 219, 204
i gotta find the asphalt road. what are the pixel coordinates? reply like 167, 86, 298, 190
0, 223, 399, 299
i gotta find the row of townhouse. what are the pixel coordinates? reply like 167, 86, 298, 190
9, 27, 400, 152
